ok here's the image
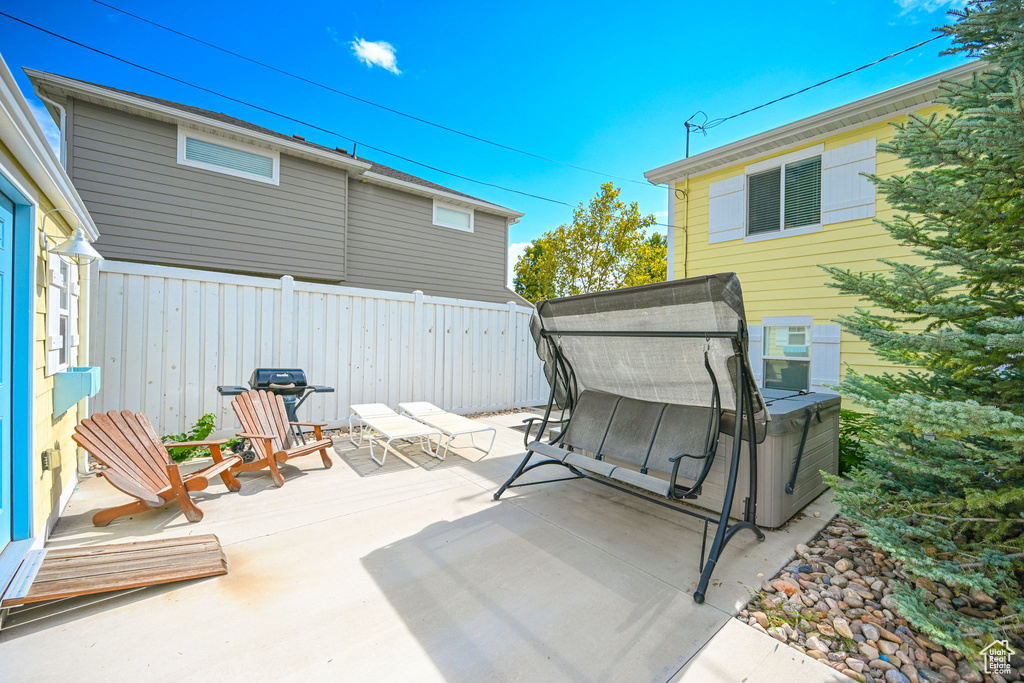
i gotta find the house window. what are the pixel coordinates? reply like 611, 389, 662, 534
176, 127, 280, 185
762, 325, 811, 391
433, 199, 474, 232
747, 155, 821, 236
46, 253, 79, 375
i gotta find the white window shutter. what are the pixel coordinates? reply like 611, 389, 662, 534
747, 324, 763, 385
708, 176, 745, 243
821, 139, 876, 225
810, 324, 841, 393
46, 253, 62, 375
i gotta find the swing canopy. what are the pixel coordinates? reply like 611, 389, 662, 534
533, 272, 769, 441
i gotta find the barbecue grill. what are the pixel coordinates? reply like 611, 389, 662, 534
218, 369, 334, 458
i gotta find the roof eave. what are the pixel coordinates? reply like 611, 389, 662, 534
1, 63, 99, 239
644, 61, 981, 185
360, 171, 525, 218
26, 69, 374, 176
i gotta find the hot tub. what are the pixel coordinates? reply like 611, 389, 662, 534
691, 388, 841, 529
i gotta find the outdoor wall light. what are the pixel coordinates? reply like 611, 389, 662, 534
39, 207, 103, 264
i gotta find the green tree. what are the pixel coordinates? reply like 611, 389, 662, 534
821, 0, 1024, 653
513, 183, 665, 303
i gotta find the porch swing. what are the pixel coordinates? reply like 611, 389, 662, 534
493, 272, 770, 603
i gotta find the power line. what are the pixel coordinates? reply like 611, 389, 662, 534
0, 10, 575, 207
92, 0, 655, 188
694, 34, 946, 132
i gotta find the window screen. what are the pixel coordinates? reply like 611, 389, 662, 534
434, 203, 473, 231
184, 136, 275, 179
747, 156, 821, 235
747, 168, 781, 235
784, 156, 821, 228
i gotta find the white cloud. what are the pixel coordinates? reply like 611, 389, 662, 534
894, 0, 966, 14
349, 38, 401, 75
508, 242, 531, 288
654, 210, 668, 219
28, 99, 60, 156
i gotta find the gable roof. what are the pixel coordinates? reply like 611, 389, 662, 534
26, 69, 524, 219
644, 61, 982, 184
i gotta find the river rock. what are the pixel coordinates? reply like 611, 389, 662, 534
862, 624, 880, 643
833, 619, 855, 639
859, 643, 880, 660
884, 670, 912, 683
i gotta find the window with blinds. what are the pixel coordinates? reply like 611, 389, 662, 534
747, 155, 821, 235
177, 127, 280, 184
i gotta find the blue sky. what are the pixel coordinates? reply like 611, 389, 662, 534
2, 0, 969, 282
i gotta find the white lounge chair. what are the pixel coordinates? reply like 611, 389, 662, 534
348, 404, 442, 466
398, 402, 497, 460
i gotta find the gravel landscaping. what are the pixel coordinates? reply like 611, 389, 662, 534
737, 516, 1023, 683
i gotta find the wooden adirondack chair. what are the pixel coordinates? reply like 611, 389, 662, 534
231, 390, 334, 487
72, 411, 243, 527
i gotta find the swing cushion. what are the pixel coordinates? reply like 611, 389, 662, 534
528, 390, 717, 497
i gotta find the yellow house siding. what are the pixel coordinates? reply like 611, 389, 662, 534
0, 140, 84, 538
672, 105, 946, 383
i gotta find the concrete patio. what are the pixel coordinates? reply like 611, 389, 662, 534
0, 413, 842, 682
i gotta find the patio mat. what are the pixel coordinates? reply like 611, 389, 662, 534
0, 534, 227, 607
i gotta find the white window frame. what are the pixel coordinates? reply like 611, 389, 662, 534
743, 144, 823, 243
432, 199, 474, 233
176, 127, 280, 185
46, 252, 80, 376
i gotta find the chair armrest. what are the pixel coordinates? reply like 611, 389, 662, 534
163, 439, 231, 449
668, 451, 709, 463
289, 422, 329, 427
522, 416, 570, 448
237, 432, 277, 440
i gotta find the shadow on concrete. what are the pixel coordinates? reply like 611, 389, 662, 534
361, 499, 728, 683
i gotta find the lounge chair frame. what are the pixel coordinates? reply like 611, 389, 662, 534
398, 403, 497, 460
494, 321, 764, 604
348, 409, 442, 466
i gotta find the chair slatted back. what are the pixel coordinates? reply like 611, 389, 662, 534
72, 411, 172, 494
232, 390, 292, 453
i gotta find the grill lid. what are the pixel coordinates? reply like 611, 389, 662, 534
248, 368, 308, 395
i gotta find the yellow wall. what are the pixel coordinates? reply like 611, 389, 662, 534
1, 140, 84, 539
672, 105, 945, 381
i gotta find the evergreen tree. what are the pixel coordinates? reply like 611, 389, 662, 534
821, 0, 1024, 652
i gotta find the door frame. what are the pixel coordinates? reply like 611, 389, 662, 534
0, 168, 37, 544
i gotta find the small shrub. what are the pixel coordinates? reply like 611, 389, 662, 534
837, 408, 878, 475
163, 414, 237, 462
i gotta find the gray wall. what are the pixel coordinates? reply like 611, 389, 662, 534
66, 100, 522, 304
68, 101, 348, 282
346, 180, 516, 303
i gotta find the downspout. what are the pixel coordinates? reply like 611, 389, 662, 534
34, 88, 67, 167
76, 260, 95, 476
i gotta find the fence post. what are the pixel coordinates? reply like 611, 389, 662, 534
412, 290, 424, 400
506, 301, 517, 408
279, 275, 294, 365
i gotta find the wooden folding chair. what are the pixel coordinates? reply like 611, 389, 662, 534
72, 410, 243, 526
231, 390, 334, 487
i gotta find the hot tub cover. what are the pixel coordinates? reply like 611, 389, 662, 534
533, 273, 769, 442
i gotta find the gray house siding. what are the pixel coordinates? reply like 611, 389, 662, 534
68, 101, 348, 281
345, 181, 515, 303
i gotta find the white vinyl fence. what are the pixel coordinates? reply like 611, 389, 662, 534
90, 261, 548, 436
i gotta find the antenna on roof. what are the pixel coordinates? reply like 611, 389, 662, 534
683, 111, 709, 159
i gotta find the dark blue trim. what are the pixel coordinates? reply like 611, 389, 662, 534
0, 170, 36, 543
